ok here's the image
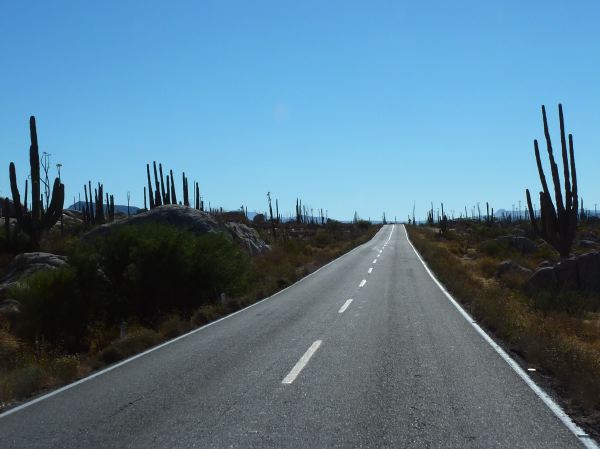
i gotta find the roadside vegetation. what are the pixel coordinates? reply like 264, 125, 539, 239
407, 104, 600, 435
0, 114, 380, 409
0, 219, 378, 409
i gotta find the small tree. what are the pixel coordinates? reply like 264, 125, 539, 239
525, 104, 578, 259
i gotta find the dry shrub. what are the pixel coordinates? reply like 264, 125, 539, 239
190, 305, 225, 327
159, 315, 190, 339
0, 364, 44, 401
0, 330, 21, 371
95, 328, 160, 367
408, 226, 600, 415
50, 355, 80, 383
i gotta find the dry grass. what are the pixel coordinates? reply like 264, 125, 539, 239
407, 225, 600, 433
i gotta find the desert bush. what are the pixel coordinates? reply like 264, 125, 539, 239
86, 224, 250, 321
95, 328, 160, 366
531, 290, 600, 315
0, 330, 21, 371
159, 315, 189, 339
50, 355, 80, 383
11, 266, 106, 351
0, 363, 44, 400
190, 304, 226, 327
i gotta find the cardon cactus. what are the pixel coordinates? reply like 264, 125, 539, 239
9, 116, 64, 243
525, 104, 578, 259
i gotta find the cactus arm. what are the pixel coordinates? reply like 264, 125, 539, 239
169, 170, 177, 204
40, 178, 64, 229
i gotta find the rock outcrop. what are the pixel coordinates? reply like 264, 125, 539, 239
82, 205, 269, 255
526, 251, 600, 294
225, 222, 270, 255
0, 252, 68, 297
495, 260, 532, 278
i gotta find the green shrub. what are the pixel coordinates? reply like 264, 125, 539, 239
11, 266, 105, 351
87, 224, 250, 320
11, 224, 251, 351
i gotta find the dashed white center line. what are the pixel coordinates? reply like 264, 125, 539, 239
359, 279, 367, 288
282, 340, 322, 384
373, 259, 377, 264
368, 267, 373, 274
338, 299, 353, 314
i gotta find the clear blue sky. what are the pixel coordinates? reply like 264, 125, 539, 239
2, 1, 599, 221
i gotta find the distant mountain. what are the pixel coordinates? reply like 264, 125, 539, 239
68, 201, 140, 215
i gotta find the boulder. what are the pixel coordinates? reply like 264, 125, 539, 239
526, 267, 558, 294
82, 205, 270, 255
578, 239, 598, 249
225, 222, 270, 255
553, 258, 579, 290
253, 213, 266, 225
83, 205, 221, 241
0, 252, 68, 296
577, 251, 600, 293
495, 260, 532, 278
526, 251, 600, 294
50, 209, 84, 232
495, 235, 538, 254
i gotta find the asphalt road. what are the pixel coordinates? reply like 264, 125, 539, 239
0, 225, 595, 448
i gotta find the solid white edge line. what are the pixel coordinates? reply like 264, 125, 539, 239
402, 224, 598, 449
359, 279, 367, 288
281, 340, 322, 384
338, 299, 353, 314
0, 227, 391, 419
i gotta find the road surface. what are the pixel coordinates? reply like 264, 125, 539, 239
0, 225, 595, 448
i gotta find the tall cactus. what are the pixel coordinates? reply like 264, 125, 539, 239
146, 164, 155, 209
182, 172, 189, 206
95, 183, 105, 224
9, 116, 64, 243
169, 170, 177, 204
525, 104, 578, 259
159, 163, 167, 204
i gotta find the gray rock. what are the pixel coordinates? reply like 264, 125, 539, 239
0, 299, 20, 315
495, 260, 532, 278
0, 252, 68, 296
578, 239, 598, 248
225, 222, 270, 255
526, 267, 558, 294
83, 205, 221, 241
538, 260, 552, 268
50, 210, 84, 232
577, 251, 600, 293
526, 251, 600, 294
82, 205, 269, 256
553, 258, 579, 290
496, 235, 539, 254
